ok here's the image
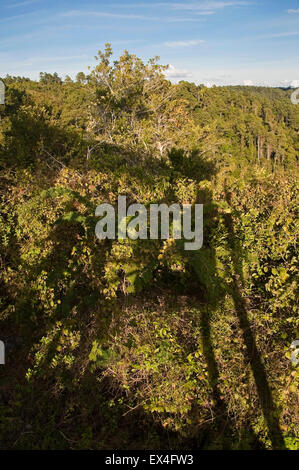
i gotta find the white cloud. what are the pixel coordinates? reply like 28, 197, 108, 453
272, 79, 299, 88
163, 39, 205, 47
61, 10, 158, 21
194, 11, 215, 15
256, 31, 299, 39
128, 1, 249, 15
161, 1, 250, 11
203, 74, 231, 82
290, 79, 299, 88
287, 8, 299, 14
243, 78, 299, 88
165, 16, 208, 21
61, 10, 211, 23
5, 0, 39, 7
165, 64, 192, 79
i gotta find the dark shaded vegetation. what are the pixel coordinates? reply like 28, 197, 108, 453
0, 46, 298, 450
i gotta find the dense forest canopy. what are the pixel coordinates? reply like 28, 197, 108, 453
0, 45, 298, 450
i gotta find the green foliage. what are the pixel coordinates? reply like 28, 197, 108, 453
0, 47, 298, 450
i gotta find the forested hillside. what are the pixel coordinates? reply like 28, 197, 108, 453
0, 45, 298, 450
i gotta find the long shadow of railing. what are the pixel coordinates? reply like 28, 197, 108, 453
189, 203, 261, 449
199, 302, 233, 446
199, 300, 262, 449
223, 187, 286, 450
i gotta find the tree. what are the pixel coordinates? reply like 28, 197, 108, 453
76, 72, 86, 84
39, 72, 62, 85
88, 44, 199, 160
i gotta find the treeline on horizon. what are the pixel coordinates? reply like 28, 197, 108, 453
0, 45, 298, 450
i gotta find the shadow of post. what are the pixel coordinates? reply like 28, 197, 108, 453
199, 302, 233, 446
223, 187, 286, 450
181, 152, 262, 449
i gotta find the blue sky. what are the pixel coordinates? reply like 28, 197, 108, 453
0, 0, 298, 86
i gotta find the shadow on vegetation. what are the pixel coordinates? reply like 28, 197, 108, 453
222, 186, 286, 450
176, 153, 285, 449
0, 140, 286, 450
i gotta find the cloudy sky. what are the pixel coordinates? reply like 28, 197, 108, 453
0, 0, 298, 87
